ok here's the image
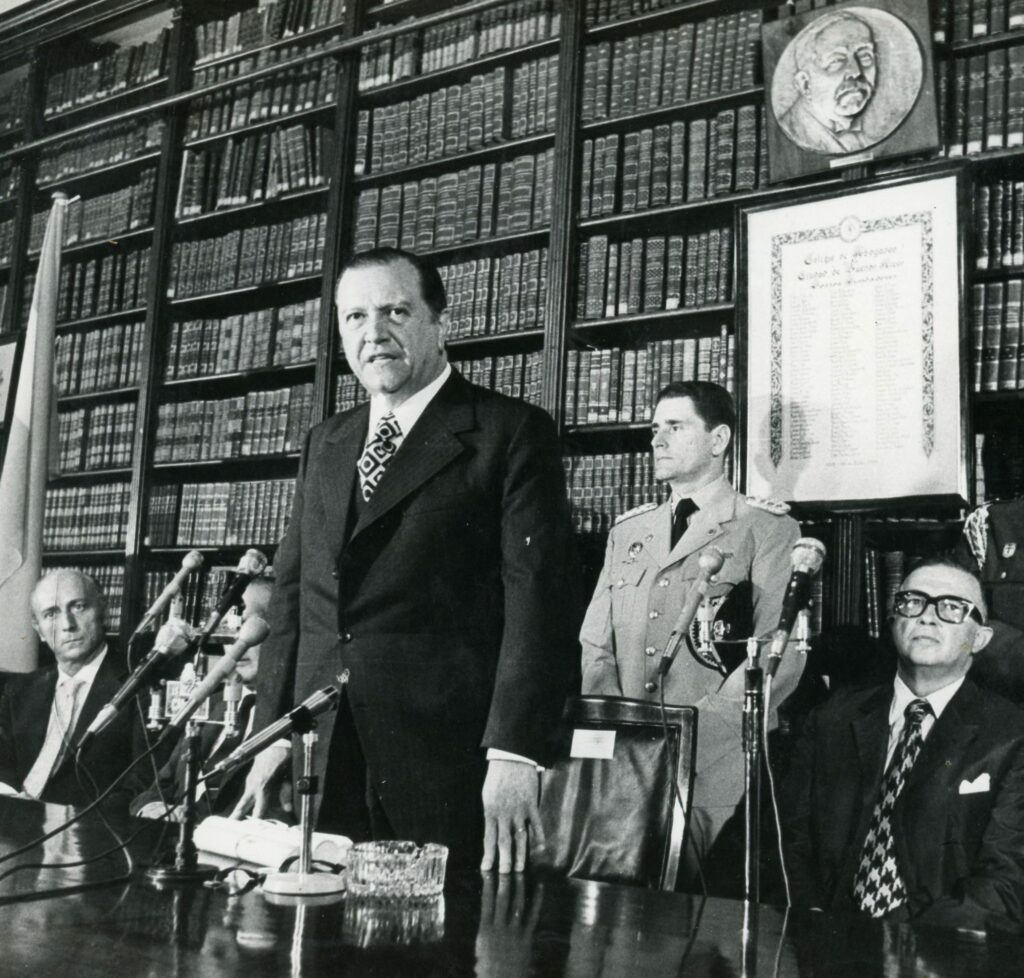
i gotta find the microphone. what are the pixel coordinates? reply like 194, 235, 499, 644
646, 547, 725, 691
163, 615, 269, 734
193, 549, 268, 647
129, 550, 204, 641
765, 538, 827, 679
200, 685, 341, 781
79, 617, 195, 749
223, 676, 244, 735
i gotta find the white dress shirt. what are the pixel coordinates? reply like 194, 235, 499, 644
884, 673, 964, 771
22, 646, 109, 799
365, 362, 452, 450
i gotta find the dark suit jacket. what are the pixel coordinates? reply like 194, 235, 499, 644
0, 648, 149, 807
254, 370, 581, 853
782, 677, 1024, 932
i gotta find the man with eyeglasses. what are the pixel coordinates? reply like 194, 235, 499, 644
783, 555, 1024, 932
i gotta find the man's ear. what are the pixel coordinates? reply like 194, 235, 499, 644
710, 423, 731, 458
436, 310, 450, 350
971, 624, 994, 655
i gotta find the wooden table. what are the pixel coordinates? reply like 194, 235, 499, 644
0, 796, 1016, 977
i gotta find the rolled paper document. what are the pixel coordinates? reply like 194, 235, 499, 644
193, 815, 352, 870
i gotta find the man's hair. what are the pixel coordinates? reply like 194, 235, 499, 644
792, 10, 874, 74
900, 552, 988, 621
337, 247, 447, 318
655, 381, 736, 444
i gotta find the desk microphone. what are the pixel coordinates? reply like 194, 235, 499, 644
765, 538, 826, 679
200, 685, 341, 781
79, 617, 195, 750
162, 615, 269, 735
129, 550, 203, 642
192, 549, 268, 648
646, 547, 725, 691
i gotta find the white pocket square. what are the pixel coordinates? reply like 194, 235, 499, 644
958, 773, 990, 795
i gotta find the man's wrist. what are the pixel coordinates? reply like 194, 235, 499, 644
486, 748, 543, 771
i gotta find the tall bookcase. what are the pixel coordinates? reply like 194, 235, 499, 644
0, 0, 1020, 656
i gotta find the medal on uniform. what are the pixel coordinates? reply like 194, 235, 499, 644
1004, 543, 1017, 558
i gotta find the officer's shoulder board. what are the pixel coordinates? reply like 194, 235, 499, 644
614, 501, 659, 525
744, 494, 791, 516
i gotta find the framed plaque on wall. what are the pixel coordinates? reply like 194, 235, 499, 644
739, 167, 970, 508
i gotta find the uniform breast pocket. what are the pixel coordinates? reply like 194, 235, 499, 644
610, 564, 648, 617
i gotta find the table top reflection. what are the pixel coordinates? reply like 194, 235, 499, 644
0, 796, 1017, 978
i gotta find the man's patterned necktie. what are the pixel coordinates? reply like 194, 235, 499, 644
852, 697, 933, 917
358, 413, 401, 501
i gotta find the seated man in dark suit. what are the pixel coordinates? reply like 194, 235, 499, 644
131, 579, 284, 820
0, 569, 146, 806
782, 555, 1024, 932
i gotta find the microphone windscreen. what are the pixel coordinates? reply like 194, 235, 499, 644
791, 538, 826, 575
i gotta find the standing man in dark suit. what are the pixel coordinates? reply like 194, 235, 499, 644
0, 569, 145, 806
237, 247, 579, 872
782, 556, 1024, 932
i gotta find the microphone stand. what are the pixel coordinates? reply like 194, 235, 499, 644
146, 719, 217, 886
263, 718, 345, 902
742, 635, 763, 907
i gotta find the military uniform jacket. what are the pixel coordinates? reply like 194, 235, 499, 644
580, 475, 801, 807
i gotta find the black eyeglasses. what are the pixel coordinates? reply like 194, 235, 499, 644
893, 590, 985, 625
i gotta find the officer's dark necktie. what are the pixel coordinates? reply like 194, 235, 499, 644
357, 412, 401, 501
852, 697, 933, 917
671, 498, 698, 548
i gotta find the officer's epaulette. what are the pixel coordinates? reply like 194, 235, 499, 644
614, 501, 659, 524
745, 494, 791, 515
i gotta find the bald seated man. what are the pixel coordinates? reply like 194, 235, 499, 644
0, 569, 148, 806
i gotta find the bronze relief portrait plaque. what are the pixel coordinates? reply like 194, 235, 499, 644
763, 0, 939, 182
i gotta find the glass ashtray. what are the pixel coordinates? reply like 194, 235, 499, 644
346, 841, 448, 899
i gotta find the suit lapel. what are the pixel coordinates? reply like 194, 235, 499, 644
904, 682, 980, 796
643, 501, 673, 568
318, 405, 369, 556
349, 374, 473, 542
20, 668, 58, 773
660, 480, 736, 570
850, 686, 892, 814
55, 650, 125, 779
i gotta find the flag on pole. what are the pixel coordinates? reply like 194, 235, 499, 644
0, 193, 69, 672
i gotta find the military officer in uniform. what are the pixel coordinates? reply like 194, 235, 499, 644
580, 380, 801, 884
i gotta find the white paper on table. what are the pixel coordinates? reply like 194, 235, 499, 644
193, 815, 352, 870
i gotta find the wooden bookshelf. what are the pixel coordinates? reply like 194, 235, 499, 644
0, 0, 1014, 645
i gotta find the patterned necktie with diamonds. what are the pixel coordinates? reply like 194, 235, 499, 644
358, 412, 401, 502
853, 697, 933, 917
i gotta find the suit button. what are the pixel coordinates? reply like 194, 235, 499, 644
658, 578, 669, 587
649, 610, 659, 619
645, 646, 656, 657
338, 632, 352, 643
332, 569, 339, 580
616, 578, 625, 587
